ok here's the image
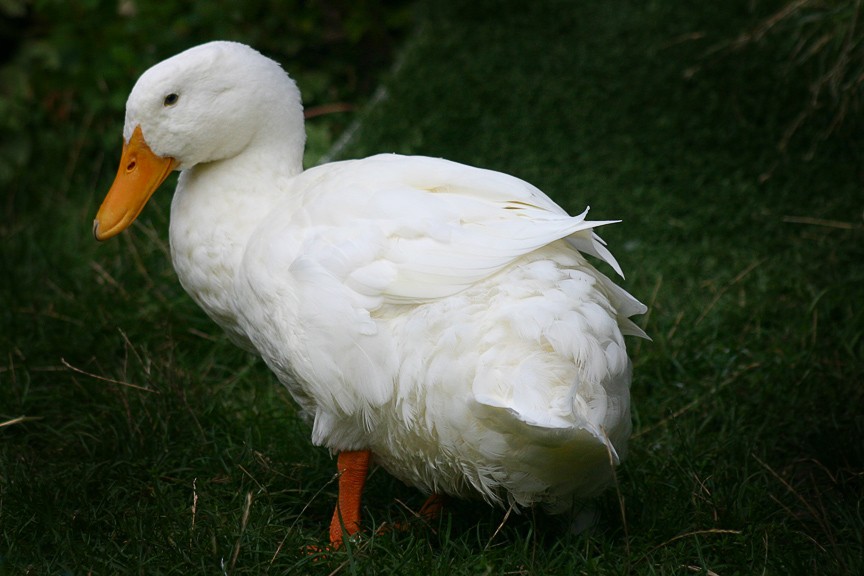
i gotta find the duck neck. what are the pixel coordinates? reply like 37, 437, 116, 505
168, 127, 304, 343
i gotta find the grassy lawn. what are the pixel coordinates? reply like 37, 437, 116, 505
2, 0, 862, 574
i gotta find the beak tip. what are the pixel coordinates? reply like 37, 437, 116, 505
93, 219, 105, 242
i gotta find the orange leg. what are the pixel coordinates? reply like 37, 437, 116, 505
416, 492, 446, 521
329, 450, 371, 547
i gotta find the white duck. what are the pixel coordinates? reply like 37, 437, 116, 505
94, 41, 647, 547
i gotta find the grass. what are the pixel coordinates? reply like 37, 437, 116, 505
701, 0, 864, 153
2, 0, 863, 574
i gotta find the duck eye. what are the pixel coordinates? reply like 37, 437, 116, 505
163, 93, 179, 107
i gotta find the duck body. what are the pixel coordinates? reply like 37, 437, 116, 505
94, 41, 647, 538
172, 151, 644, 509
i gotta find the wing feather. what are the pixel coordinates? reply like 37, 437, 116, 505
287, 154, 626, 304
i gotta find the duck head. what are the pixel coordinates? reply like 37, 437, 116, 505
93, 41, 304, 240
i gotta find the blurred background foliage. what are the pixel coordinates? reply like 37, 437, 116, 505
1, 0, 861, 194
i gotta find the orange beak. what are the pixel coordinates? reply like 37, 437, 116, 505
93, 125, 178, 241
